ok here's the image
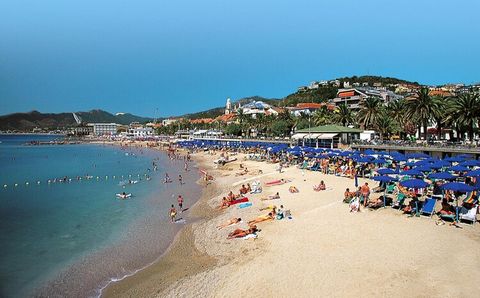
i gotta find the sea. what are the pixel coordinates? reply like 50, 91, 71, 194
0, 134, 201, 298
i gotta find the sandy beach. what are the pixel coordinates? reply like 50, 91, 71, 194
104, 150, 480, 298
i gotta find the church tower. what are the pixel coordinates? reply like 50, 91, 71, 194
225, 98, 232, 115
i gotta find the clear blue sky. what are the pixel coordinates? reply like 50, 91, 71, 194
1, 0, 479, 117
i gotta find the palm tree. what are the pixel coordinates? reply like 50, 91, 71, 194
333, 103, 353, 127
357, 97, 382, 129
430, 95, 448, 140
387, 99, 407, 139
312, 106, 333, 126
375, 109, 396, 141
405, 87, 436, 140
447, 92, 480, 141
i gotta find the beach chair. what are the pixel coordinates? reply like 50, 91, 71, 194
420, 198, 436, 217
386, 184, 396, 194
459, 205, 477, 225
392, 193, 405, 209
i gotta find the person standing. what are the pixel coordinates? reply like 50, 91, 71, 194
169, 204, 177, 222
361, 182, 370, 207
177, 195, 184, 211
179, 174, 183, 185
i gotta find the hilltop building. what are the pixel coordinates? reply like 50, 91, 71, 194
332, 87, 403, 110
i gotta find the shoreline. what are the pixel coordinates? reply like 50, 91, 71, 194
26, 142, 202, 298
102, 152, 222, 297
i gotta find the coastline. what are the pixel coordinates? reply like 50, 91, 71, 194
102, 151, 221, 297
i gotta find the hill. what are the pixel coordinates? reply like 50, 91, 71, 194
0, 110, 152, 131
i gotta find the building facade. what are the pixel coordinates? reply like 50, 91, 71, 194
88, 123, 119, 136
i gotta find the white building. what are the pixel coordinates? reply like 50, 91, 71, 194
162, 118, 178, 126
128, 127, 154, 138
238, 101, 280, 119
88, 123, 119, 136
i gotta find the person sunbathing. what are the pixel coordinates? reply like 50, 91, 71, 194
235, 168, 249, 176
246, 183, 252, 193
217, 218, 242, 230
314, 180, 326, 191
343, 188, 354, 203
289, 186, 299, 193
439, 199, 455, 215
239, 184, 248, 194
367, 196, 384, 208
248, 213, 274, 226
217, 197, 230, 209
261, 192, 280, 201
259, 205, 277, 215
227, 191, 238, 201
227, 226, 258, 239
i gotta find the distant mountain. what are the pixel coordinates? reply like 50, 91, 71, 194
0, 110, 152, 131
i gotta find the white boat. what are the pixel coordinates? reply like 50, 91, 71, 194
116, 193, 132, 199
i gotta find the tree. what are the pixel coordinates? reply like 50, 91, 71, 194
430, 95, 448, 140
270, 120, 292, 137
374, 109, 396, 141
405, 87, 436, 140
357, 97, 382, 129
224, 123, 242, 136
333, 103, 353, 127
447, 92, 480, 141
387, 99, 407, 138
312, 106, 333, 126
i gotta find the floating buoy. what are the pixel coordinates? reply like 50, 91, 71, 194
105, 176, 108, 180
3, 184, 7, 188
48, 180, 51, 183
37, 181, 41, 184
14, 183, 18, 187
128, 174, 132, 178
137, 174, 140, 177
113, 175, 116, 179
25, 182, 29, 186
96, 176, 99, 180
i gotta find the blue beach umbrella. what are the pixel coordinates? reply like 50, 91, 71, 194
427, 172, 456, 180
400, 179, 429, 189
377, 168, 397, 175
372, 158, 387, 164
400, 169, 424, 176
449, 165, 469, 172
415, 166, 432, 172
461, 160, 480, 167
430, 160, 450, 168
465, 170, 480, 177
440, 182, 476, 192
445, 156, 464, 163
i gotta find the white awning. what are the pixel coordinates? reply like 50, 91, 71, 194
306, 133, 322, 139
291, 133, 307, 139
317, 133, 338, 139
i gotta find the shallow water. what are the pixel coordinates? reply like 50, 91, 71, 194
0, 135, 201, 297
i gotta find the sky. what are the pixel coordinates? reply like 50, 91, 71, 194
1, 0, 479, 117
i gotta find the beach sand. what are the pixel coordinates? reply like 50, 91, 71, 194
104, 151, 480, 298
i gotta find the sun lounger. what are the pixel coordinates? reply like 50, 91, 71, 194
420, 198, 436, 217
459, 205, 477, 224
386, 184, 396, 194
439, 213, 456, 222
392, 193, 405, 209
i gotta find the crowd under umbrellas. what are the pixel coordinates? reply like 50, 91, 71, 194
176, 140, 479, 226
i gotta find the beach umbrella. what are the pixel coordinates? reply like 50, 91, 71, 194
430, 160, 450, 168
415, 166, 432, 172
372, 176, 398, 207
400, 179, 429, 189
427, 172, 456, 180
440, 182, 476, 192
460, 160, 480, 167
445, 156, 464, 163
465, 170, 480, 177
400, 169, 424, 176
449, 165, 469, 172
377, 168, 397, 175
372, 158, 387, 164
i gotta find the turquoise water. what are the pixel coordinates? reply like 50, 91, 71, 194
0, 135, 201, 297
